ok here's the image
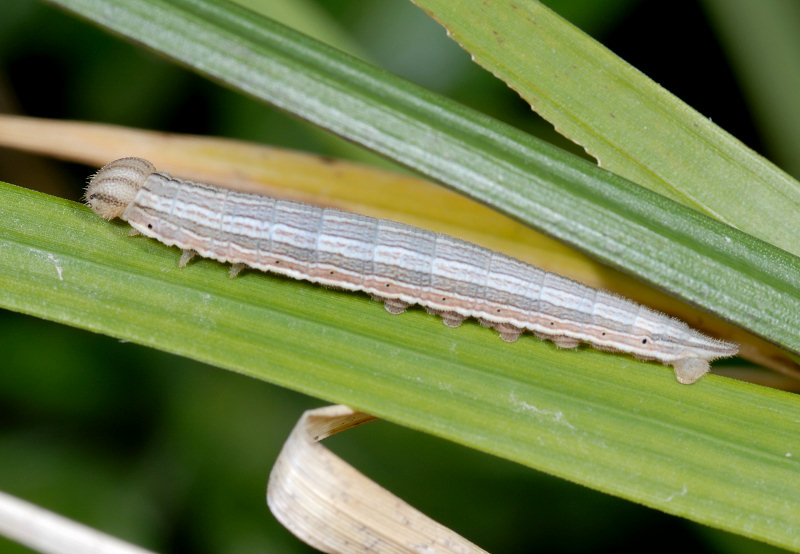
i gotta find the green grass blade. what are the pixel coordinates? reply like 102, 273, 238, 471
410, 0, 800, 258
2, 182, 800, 549
43, 0, 800, 355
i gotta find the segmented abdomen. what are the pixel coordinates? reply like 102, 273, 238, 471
84, 157, 738, 384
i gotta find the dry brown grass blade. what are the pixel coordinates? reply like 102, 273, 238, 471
267, 405, 487, 553
1, 114, 797, 383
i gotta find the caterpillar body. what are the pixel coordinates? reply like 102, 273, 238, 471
86, 157, 738, 384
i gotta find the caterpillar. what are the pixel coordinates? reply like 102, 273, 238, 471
85, 157, 738, 384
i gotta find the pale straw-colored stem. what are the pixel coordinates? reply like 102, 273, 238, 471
0, 490, 155, 554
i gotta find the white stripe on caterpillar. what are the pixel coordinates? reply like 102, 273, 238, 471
86, 157, 738, 384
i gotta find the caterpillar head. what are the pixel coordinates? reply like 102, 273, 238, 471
85, 157, 155, 219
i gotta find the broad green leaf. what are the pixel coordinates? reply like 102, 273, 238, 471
44, 0, 800, 357
410, 0, 800, 257
1, 183, 799, 549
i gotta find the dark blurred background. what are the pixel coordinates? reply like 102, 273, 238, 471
0, 0, 796, 552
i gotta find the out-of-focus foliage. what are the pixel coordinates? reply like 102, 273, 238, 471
0, 1, 794, 552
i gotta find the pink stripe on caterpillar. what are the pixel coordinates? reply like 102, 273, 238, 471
86, 157, 738, 384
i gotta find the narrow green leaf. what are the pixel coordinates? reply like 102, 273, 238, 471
410, 0, 800, 258
43, 0, 800, 356
2, 183, 800, 549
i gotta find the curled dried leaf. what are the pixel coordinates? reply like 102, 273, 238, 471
267, 404, 487, 553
